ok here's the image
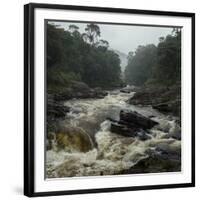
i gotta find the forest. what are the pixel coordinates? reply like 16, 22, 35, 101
47, 23, 122, 94
47, 23, 181, 93
125, 28, 181, 86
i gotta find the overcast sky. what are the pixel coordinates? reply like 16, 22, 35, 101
49, 21, 173, 55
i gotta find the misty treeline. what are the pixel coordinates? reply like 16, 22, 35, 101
47, 23, 122, 92
125, 28, 181, 86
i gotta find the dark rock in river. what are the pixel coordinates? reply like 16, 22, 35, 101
162, 122, 181, 140
120, 153, 181, 174
153, 103, 172, 112
136, 129, 152, 141
152, 99, 181, 116
110, 123, 138, 137
47, 94, 70, 131
120, 110, 158, 129
48, 98, 69, 118
119, 143, 181, 174
109, 110, 158, 140
120, 85, 139, 93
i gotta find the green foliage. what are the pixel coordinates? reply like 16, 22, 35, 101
84, 23, 101, 46
47, 23, 122, 92
125, 44, 157, 86
125, 29, 181, 86
152, 29, 181, 85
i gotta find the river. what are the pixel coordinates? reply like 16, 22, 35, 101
46, 89, 181, 178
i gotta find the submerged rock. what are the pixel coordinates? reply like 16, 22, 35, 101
55, 126, 94, 152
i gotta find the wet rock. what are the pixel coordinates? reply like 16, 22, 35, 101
120, 153, 181, 174
120, 110, 158, 129
110, 123, 138, 137
120, 142, 181, 174
168, 131, 181, 140
137, 129, 152, 141
55, 126, 94, 152
46, 132, 56, 150
120, 85, 139, 93
163, 122, 181, 140
164, 131, 181, 140
153, 100, 181, 116
109, 110, 158, 140
120, 89, 131, 93
148, 115, 156, 118
153, 103, 172, 112
54, 88, 73, 101
47, 95, 70, 132
47, 99, 69, 118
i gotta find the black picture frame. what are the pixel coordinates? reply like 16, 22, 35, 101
24, 3, 195, 197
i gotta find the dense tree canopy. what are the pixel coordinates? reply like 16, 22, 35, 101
125, 44, 157, 86
125, 29, 181, 86
47, 23, 122, 93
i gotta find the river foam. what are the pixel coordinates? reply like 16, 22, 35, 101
46, 90, 181, 178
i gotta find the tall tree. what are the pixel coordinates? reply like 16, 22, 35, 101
84, 23, 101, 46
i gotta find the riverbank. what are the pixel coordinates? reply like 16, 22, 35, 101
127, 84, 181, 120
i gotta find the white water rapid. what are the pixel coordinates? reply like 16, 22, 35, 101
46, 90, 181, 178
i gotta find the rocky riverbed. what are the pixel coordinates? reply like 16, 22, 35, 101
46, 85, 181, 178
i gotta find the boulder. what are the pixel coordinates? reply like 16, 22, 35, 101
120, 110, 158, 129
120, 153, 181, 174
119, 143, 181, 174
110, 123, 138, 137
109, 110, 158, 140
152, 100, 181, 117
55, 126, 94, 152
152, 103, 172, 112
120, 88, 131, 93
163, 122, 181, 140
120, 85, 139, 93
47, 96, 70, 121
137, 129, 152, 141
47, 95, 70, 132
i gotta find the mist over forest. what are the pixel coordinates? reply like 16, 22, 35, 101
47, 22, 181, 93
47, 23, 122, 92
